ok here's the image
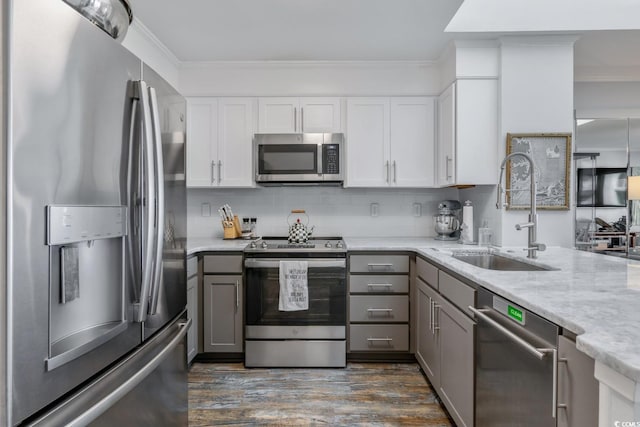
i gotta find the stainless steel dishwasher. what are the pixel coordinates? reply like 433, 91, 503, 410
469, 288, 559, 427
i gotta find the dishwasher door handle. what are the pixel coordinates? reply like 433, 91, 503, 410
468, 306, 552, 360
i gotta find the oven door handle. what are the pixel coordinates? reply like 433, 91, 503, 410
244, 259, 346, 269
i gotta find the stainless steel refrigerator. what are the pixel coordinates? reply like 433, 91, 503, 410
0, 0, 188, 425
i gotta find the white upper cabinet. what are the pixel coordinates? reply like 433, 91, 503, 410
346, 97, 435, 188
436, 79, 498, 187
391, 98, 436, 187
258, 97, 342, 133
186, 97, 256, 188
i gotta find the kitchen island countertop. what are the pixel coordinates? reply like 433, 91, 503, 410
188, 236, 640, 383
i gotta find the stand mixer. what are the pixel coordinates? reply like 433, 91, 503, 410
434, 200, 461, 240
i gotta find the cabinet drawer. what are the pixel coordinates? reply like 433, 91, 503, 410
350, 255, 409, 273
187, 256, 198, 278
349, 325, 409, 352
349, 295, 408, 322
416, 257, 438, 290
439, 271, 476, 315
203, 254, 243, 273
349, 275, 408, 294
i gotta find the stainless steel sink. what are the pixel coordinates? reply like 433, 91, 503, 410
451, 251, 554, 271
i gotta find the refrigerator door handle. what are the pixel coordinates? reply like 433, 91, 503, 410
135, 80, 157, 323
126, 96, 140, 302
148, 86, 165, 315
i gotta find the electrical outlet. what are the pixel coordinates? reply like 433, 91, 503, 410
370, 203, 379, 217
413, 202, 422, 217
201, 202, 211, 217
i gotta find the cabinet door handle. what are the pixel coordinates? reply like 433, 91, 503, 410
557, 357, 569, 413
433, 302, 440, 331
301, 107, 304, 132
429, 297, 434, 333
385, 161, 390, 183
367, 337, 393, 344
393, 160, 397, 183
211, 161, 216, 184
218, 160, 222, 183
446, 156, 453, 180
294, 107, 297, 132
235, 280, 239, 311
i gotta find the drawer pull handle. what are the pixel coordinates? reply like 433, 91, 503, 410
367, 337, 393, 346
367, 263, 393, 271
367, 308, 393, 317
367, 284, 393, 291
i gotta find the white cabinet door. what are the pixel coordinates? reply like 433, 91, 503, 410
217, 98, 256, 187
186, 98, 218, 187
390, 97, 436, 187
257, 97, 298, 133
436, 80, 498, 186
299, 97, 342, 133
346, 98, 390, 187
437, 84, 456, 187
186, 275, 198, 363
456, 79, 498, 185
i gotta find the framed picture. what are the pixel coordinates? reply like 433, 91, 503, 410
506, 133, 572, 210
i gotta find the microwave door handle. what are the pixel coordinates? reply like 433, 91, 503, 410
148, 86, 165, 316
317, 144, 323, 175
135, 80, 156, 323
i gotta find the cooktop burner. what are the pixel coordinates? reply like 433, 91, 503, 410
244, 237, 346, 254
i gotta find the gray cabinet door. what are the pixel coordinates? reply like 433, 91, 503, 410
557, 335, 598, 427
203, 275, 243, 352
186, 275, 198, 362
438, 296, 475, 427
416, 277, 440, 388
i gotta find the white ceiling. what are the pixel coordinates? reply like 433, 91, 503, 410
128, 0, 640, 74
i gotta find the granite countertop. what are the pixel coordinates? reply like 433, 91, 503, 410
187, 235, 640, 382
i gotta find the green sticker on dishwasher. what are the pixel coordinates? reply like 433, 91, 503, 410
508, 305, 523, 323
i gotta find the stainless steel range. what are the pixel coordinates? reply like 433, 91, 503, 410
244, 237, 347, 367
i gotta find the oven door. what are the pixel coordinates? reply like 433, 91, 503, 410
244, 258, 346, 328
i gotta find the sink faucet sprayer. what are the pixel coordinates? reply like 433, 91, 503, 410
496, 152, 546, 259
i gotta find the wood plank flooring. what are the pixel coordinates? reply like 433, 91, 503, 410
189, 362, 454, 426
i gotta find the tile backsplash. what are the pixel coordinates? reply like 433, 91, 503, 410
188, 186, 460, 239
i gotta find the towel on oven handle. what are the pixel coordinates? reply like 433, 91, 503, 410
279, 260, 308, 311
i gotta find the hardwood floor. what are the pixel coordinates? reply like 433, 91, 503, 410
189, 362, 454, 426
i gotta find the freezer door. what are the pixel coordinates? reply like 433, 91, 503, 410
140, 64, 187, 340
28, 313, 189, 427
9, 0, 143, 423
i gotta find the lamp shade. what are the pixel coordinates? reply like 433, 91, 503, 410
629, 176, 640, 200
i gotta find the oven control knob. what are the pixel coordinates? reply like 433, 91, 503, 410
336, 241, 344, 248
325, 241, 333, 248
250, 241, 257, 249
261, 241, 268, 249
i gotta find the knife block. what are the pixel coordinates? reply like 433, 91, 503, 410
222, 216, 242, 239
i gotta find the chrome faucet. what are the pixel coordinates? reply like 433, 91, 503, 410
496, 152, 546, 259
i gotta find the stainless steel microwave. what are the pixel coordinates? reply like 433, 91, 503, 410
254, 133, 344, 184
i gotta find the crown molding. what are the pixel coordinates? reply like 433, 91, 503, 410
575, 65, 640, 82
128, 18, 181, 67
178, 60, 438, 70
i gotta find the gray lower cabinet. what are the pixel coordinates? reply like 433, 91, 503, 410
557, 335, 598, 427
202, 254, 244, 353
186, 256, 198, 363
415, 257, 475, 427
203, 274, 243, 352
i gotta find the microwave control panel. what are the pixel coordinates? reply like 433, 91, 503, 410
322, 144, 340, 174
